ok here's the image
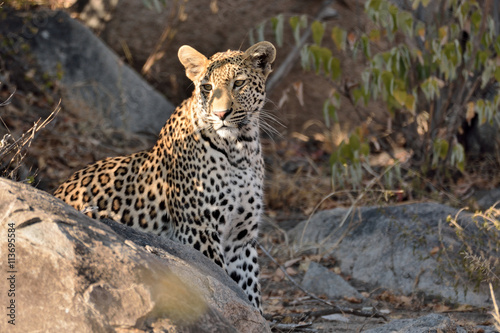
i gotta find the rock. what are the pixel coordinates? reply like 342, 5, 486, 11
364, 313, 468, 333
474, 188, 500, 210
289, 203, 495, 306
301, 262, 364, 300
0, 178, 270, 333
1, 9, 175, 136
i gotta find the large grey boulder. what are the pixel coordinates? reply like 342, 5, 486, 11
1, 9, 175, 136
289, 203, 497, 307
0, 178, 269, 333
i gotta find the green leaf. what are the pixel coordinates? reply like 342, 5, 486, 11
381, 71, 395, 96
271, 14, 284, 47
393, 90, 407, 107
329, 104, 338, 123
323, 97, 339, 128
368, 29, 381, 42
256, 22, 266, 42
349, 133, 361, 151
290, 16, 301, 45
311, 20, 325, 45
397, 11, 414, 37
248, 29, 255, 45
300, 45, 310, 70
340, 142, 353, 161
451, 143, 465, 172
289, 15, 307, 45
329, 151, 338, 166
309, 45, 333, 75
438, 26, 448, 43
476, 50, 491, 69
360, 143, 370, 157
361, 35, 371, 58
413, 0, 431, 9
352, 88, 365, 105
470, 10, 481, 32
405, 93, 416, 113
289, 16, 300, 31
366, 0, 383, 11
323, 99, 332, 128
440, 140, 449, 159
475, 99, 486, 124
420, 76, 442, 101
494, 67, 500, 82
328, 56, 341, 80
331, 26, 346, 50
433, 139, 449, 159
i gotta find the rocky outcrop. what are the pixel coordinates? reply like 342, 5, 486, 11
0, 9, 175, 136
289, 203, 497, 307
0, 178, 269, 333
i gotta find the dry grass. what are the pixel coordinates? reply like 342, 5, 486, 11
491, 283, 500, 331
0, 92, 60, 183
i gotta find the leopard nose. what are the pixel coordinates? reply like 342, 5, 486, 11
214, 109, 232, 120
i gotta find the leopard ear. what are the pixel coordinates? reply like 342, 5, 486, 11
178, 45, 208, 81
244, 41, 276, 77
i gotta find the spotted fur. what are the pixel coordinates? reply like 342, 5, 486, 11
54, 42, 276, 312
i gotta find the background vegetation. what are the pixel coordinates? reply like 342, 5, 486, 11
261, 0, 500, 196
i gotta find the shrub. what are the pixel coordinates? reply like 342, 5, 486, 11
262, 0, 500, 189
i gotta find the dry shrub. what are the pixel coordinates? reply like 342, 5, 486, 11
0, 92, 60, 183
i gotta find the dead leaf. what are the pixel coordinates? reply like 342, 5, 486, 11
429, 246, 440, 256
344, 296, 362, 304
284, 257, 302, 267
466, 102, 475, 125
273, 268, 285, 281
286, 267, 297, 276
347, 31, 357, 49
292, 81, 304, 107
433, 303, 452, 313
278, 89, 289, 109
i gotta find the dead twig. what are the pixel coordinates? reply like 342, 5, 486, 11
0, 89, 15, 106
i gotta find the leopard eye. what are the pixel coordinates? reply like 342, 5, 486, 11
234, 80, 246, 88
201, 84, 212, 92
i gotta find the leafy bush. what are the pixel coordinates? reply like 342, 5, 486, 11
263, 0, 500, 189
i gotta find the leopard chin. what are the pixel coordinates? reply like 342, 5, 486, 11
216, 126, 239, 140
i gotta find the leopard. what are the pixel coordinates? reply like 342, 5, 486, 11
54, 41, 276, 312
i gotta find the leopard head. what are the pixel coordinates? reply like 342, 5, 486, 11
178, 41, 276, 140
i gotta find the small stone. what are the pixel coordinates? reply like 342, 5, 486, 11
301, 262, 364, 300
